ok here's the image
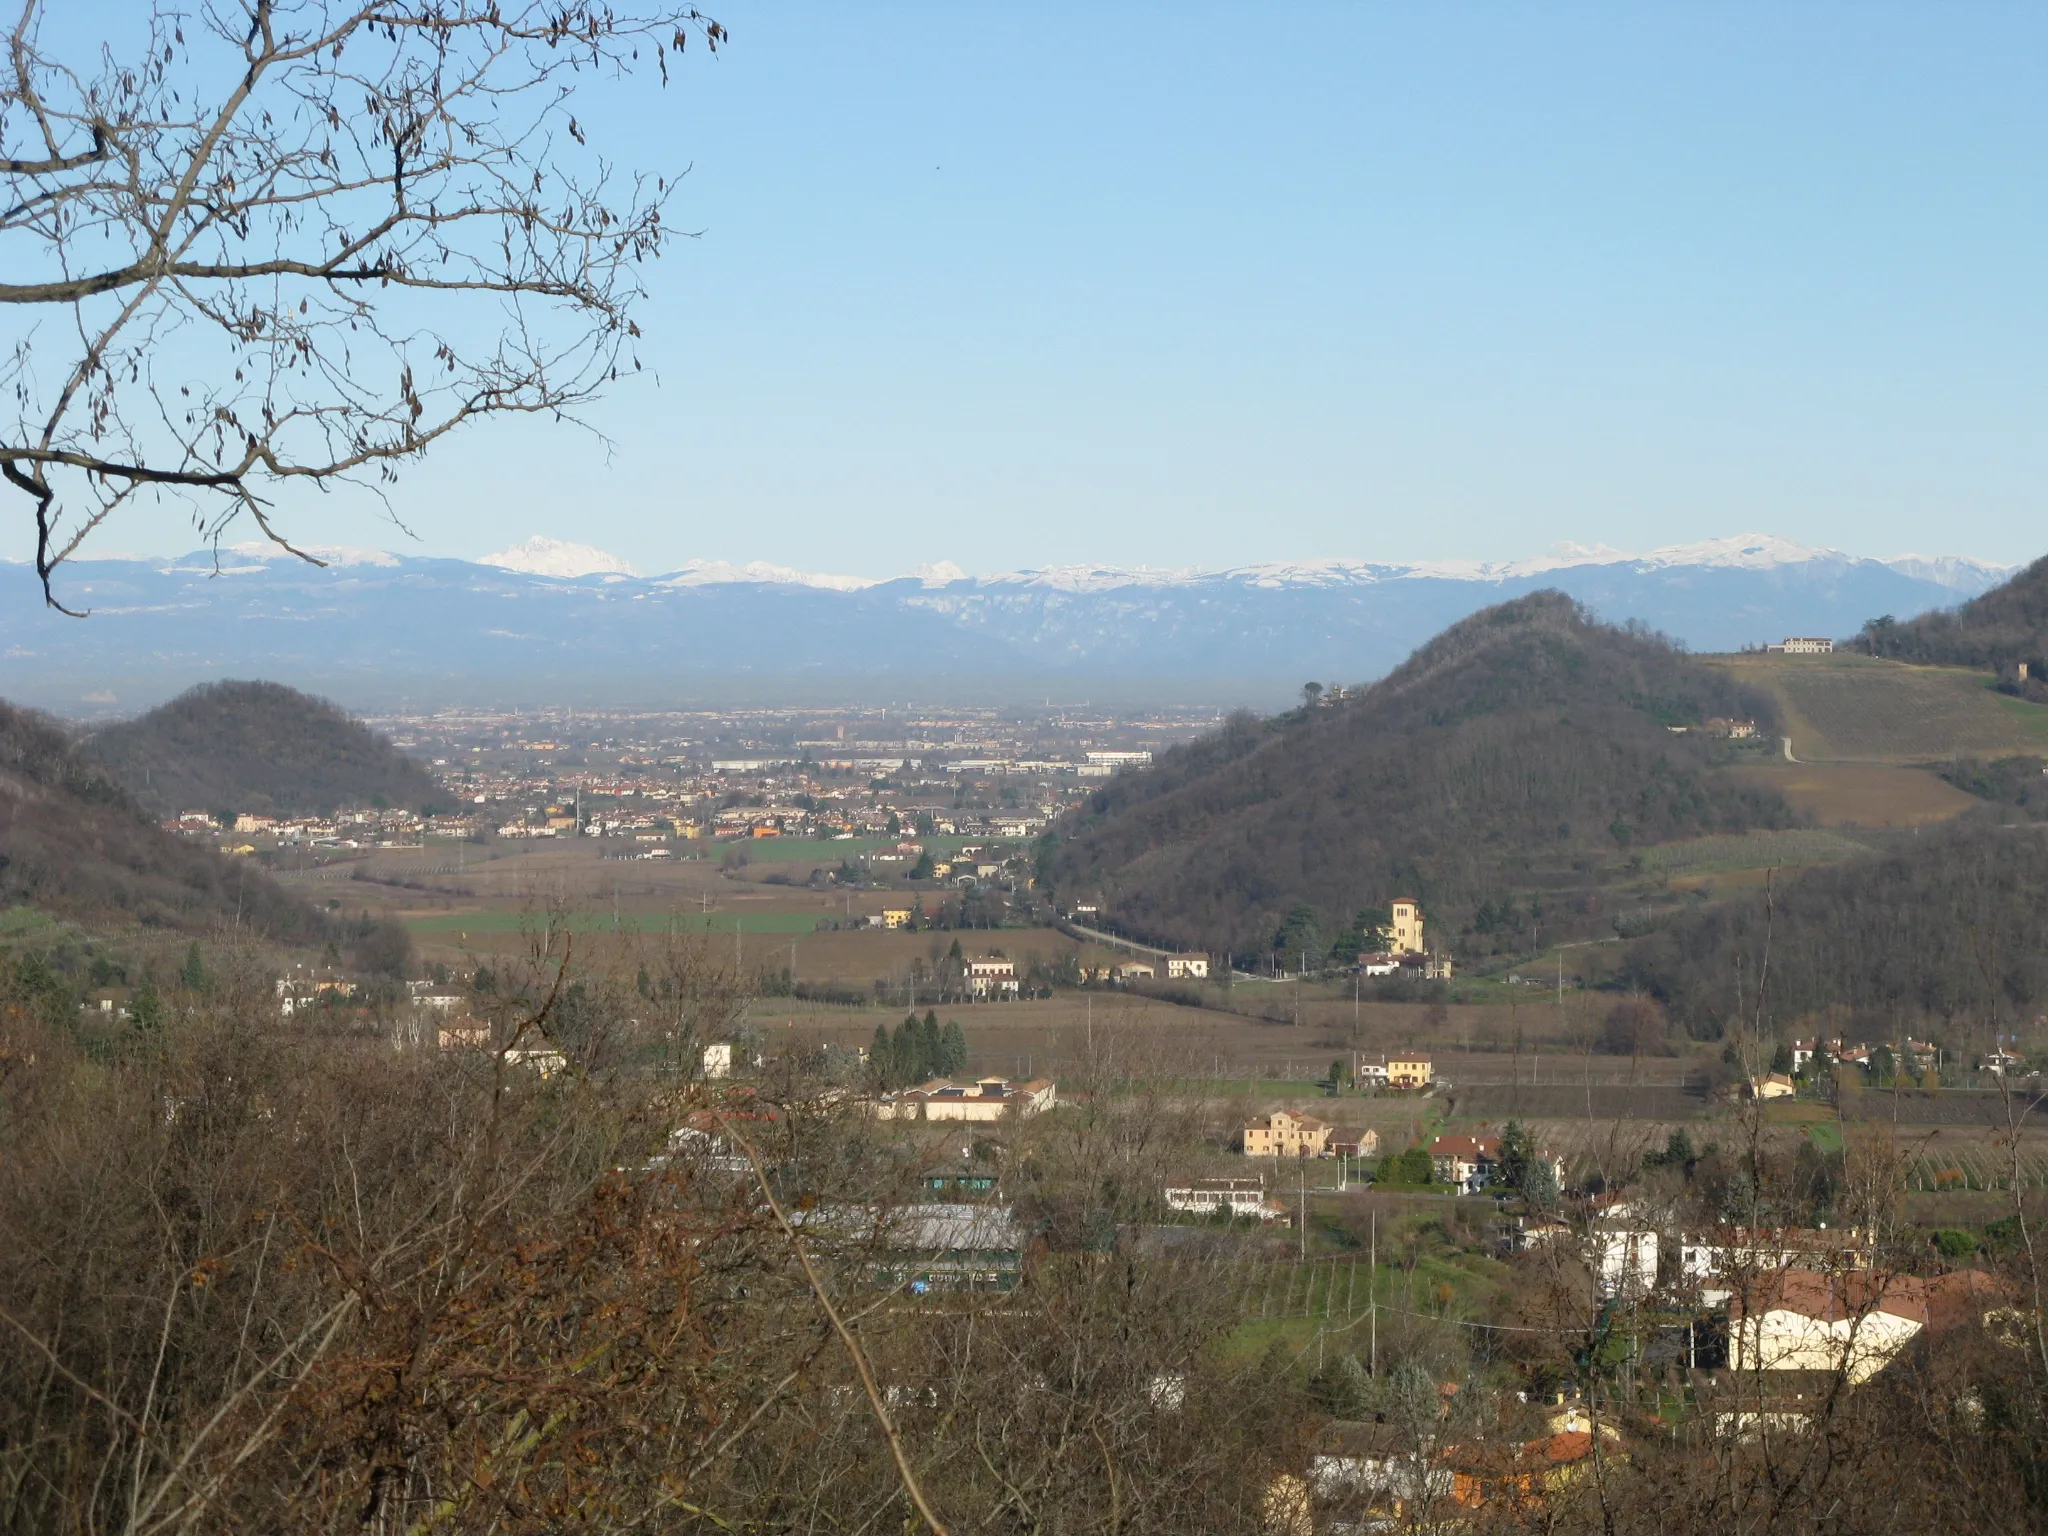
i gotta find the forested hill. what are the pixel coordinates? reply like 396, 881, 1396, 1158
0, 701, 323, 938
84, 680, 441, 817
1853, 552, 2048, 682
1623, 822, 2048, 1044
1043, 592, 1791, 962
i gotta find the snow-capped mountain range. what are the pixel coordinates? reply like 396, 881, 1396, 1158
1, 533, 2021, 710
472, 532, 2010, 594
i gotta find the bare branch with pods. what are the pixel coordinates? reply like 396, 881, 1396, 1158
0, 0, 721, 611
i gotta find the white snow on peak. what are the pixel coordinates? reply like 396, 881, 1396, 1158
975, 563, 1208, 592
654, 558, 876, 592
228, 540, 402, 568
1879, 552, 2018, 590
911, 560, 970, 588
479, 536, 639, 578
959, 534, 2012, 593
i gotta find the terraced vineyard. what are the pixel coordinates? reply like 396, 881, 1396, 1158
1905, 1147, 2048, 1192
1639, 827, 1876, 875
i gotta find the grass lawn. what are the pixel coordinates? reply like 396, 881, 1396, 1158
1989, 689, 2048, 747
1805, 1121, 1846, 1154
1761, 1100, 1837, 1125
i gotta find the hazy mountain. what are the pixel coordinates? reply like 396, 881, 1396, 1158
1, 533, 2014, 711
83, 681, 443, 817
1043, 592, 1793, 961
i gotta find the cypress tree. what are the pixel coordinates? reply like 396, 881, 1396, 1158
940, 1019, 968, 1075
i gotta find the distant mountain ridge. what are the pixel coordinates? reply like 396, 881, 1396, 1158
1, 533, 2018, 710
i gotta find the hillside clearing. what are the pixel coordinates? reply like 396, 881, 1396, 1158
1722, 761, 1977, 827
1707, 653, 2048, 761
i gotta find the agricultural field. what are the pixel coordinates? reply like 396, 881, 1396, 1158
1721, 761, 1978, 827
1708, 652, 2048, 762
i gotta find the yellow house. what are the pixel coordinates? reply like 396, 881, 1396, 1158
1388, 1053, 1433, 1090
1389, 898, 1425, 955
880, 907, 912, 930
1241, 1109, 1334, 1158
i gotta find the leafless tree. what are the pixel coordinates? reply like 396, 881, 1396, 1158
1, 0, 721, 610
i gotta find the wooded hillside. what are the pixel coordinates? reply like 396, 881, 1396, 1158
84, 680, 441, 816
1854, 553, 2048, 691
0, 701, 322, 938
1623, 822, 2048, 1046
1045, 592, 1790, 961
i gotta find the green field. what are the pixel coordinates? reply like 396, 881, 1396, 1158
404, 910, 822, 935
1990, 691, 2048, 747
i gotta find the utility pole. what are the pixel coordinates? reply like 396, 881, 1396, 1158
1369, 1207, 1377, 1376
1299, 1165, 1307, 1262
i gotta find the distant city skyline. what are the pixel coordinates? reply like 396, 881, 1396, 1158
12, 3, 2048, 579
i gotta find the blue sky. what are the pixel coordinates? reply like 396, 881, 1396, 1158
25, 3, 2048, 575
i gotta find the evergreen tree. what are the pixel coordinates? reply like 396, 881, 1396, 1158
870, 1022, 893, 1084
940, 1019, 968, 1075
1497, 1120, 1532, 1192
919, 1010, 943, 1079
893, 1016, 919, 1084
179, 943, 206, 992
128, 978, 163, 1033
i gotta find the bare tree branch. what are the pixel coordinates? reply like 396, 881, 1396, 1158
0, 0, 722, 609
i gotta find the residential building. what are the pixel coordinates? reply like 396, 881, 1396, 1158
1388, 1053, 1433, 1090
1354, 1056, 1389, 1088
1749, 1073, 1796, 1099
1328, 1126, 1379, 1158
880, 907, 912, 930
875, 1077, 1056, 1123
1241, 1109, 1334, 1158
1429, 1134, 1499, 1192
1594, 1229, 1659, 1298
1678, 1226, 1874, 1288
1429, 1134, 1564, 1195
1165, 954, 1210, 980
703, 1042, 733, 1079
437, 1024, 492, 1049
1728, 1269, 2001, 1383
966, 957, 1020, 999
875, 1204, 1028, 1292
1163, 1177, 1273, 1218
1389, 897, 1425, 955
1114, 961, 1155, 983
1767, 637, 1835, 655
